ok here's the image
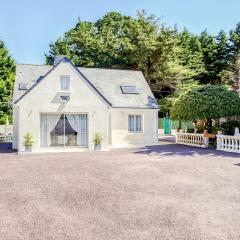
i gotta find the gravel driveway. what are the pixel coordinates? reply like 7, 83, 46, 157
0, 143, 240, 240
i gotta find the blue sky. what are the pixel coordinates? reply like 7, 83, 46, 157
1, 0, 240, 64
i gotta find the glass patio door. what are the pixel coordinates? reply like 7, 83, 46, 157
40, 114, 88, 147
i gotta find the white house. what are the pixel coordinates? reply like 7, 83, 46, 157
12, 56, 159, 153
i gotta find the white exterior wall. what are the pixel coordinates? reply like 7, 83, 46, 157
15, 61, 109, 152
12, 106, 19, 149
109, 108, 158, 147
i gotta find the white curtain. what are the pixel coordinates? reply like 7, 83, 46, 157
40, 114, 61, 147
66, 114, 87, 146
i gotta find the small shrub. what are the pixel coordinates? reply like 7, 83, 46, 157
23, 133, 34, 146
211, 126, 224, 134
195, 122, 205, 133
93, 133, 103, 145
0, 115, 12, 125
221, 120, 240, 135
187, 128, 195, 133
0, 115, 6, 124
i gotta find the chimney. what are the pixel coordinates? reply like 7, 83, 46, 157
53, 55, 66, 65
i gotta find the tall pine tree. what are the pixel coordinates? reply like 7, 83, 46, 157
0, 40, 15, 124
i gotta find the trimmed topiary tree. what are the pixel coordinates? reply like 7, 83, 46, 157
171, 85, 240, 132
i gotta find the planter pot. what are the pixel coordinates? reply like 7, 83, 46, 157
94, 144, 101, 151
25, 145, 32, 152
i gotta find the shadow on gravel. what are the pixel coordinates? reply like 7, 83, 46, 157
0, 143, 14, 154
133, 143, 240, 158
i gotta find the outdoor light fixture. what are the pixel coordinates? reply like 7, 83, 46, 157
60, 95, 70, 104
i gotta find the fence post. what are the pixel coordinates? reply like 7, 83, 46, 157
216, 134, 222, 150
203, 136, 209, 148
234, 127, 240, 137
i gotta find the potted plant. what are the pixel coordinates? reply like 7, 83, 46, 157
23, 133, 34, 152
93, 133, 103, 151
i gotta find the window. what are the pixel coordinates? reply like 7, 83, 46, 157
121, 86, 139, 94
19, 83, 28, 90
60, 75, 70, 91
128, 115, 142, 133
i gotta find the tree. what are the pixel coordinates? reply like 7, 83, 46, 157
176, 29, 205, 81
45, 11, 189, 98
171, 85, 240, 132
222, 23, 240, 91
45, 11, 238, 107
198, 30, 218, 84
0, 40, 15, 124
159, 79, 200, 116
46, 38, 72, 65
215, 30, 230, 82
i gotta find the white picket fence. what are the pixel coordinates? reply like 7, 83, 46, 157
217, 134, 240, 153
176, 133, 209, 148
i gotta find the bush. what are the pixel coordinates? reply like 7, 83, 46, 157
0, 116, 6, 124
0, 115, 12, 124
23, 133, 34, 146
221, 120, 240, 135
195, 123, 205, 133
93, 133, 103, 145
211, 126, 224, 134
187, 128, 195, 133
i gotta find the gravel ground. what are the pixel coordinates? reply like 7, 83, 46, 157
0, 143, 240, 240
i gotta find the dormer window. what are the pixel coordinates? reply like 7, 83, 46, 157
60, 75, 70, 91
19, 83, 28, 90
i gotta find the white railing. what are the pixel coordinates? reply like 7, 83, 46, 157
217, 134, 240, 153
176, 133, 209, 148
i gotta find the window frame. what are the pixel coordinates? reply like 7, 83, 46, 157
128, 114, 143, 133
60, 75, 70, 91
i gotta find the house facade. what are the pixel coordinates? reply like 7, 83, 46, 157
12, 56, 159, 153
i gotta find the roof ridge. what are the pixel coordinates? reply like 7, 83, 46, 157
16, 63, 141, 73
77, 66, 142, 72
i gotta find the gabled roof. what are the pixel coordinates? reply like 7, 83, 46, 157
13, 57, 159, 109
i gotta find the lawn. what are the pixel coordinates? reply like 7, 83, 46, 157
0, 143, 240, 240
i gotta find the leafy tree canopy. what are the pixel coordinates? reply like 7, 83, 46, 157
45, 11, 204, 98
0, 40, 15, 124
171, 85, 240, 121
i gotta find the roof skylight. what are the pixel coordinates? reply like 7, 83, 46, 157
18, 83, 28, 90
120, 86, 139, 94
